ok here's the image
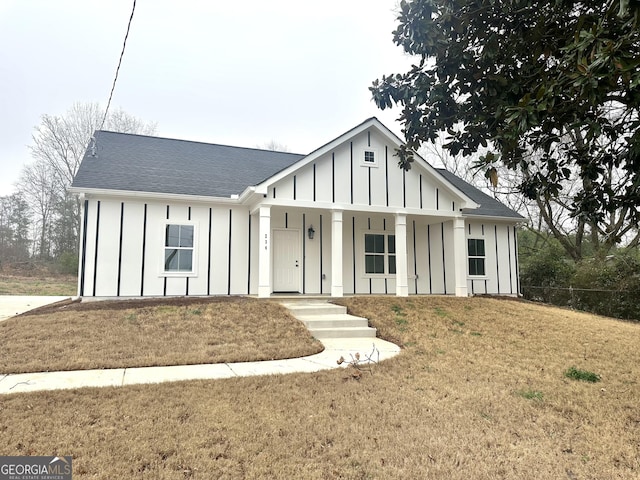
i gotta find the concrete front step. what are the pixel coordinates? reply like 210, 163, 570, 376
281, 301, 377, 340
281, 303, 347, 316
296, 314, 369, 329
307, 326, 377, 339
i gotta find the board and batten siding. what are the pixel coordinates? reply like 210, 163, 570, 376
79, 197, 250, 297
268, 129, 458, 213
464, 220, 519, 296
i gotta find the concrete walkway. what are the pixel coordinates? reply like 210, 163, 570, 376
0, 296, 71, 321
0, 296, 401, 394
0, 337, 400, 394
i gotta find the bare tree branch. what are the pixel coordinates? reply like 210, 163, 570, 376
23, 102, 157, 260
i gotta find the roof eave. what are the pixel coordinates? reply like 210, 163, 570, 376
238, 186, 266, 204
68, 186, 241, 204
461, 211, 527, 223
410, 154, 480, 210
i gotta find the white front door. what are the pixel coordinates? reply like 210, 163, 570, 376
273, 229, 301, 292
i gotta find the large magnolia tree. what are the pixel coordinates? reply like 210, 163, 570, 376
371, 0, 640, 258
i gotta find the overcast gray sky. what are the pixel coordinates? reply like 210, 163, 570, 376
0, 0, 413, 196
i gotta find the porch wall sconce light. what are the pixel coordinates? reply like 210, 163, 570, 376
307, 225, 315, 240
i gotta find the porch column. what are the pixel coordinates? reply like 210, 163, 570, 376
453, 217, 469, 297
395, 213, 409, 297
258, 206, 271, 298
331, 209, 343, 297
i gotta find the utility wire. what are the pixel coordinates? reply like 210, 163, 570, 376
99, 0, 137, 131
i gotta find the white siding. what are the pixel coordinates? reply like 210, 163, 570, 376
295, 165, 314, 202
464, 220, 519, 295
269, 129, 469, 212
386, 148, 405, 208
186, 206, 211, 296
209, 207, 230, 295
118, 201, 145, 296
320, 212, 332, 294
229, 209, 250, 294
422, 174, 437, 210
141, 203, 166, 296
369, 148, 387, 206
81, 197, 519, 298
408, 219, 420, 295
438, 188, 457, 213
333, 143, 351, 204
94, 201, 120, 296
427, 222, 447, 295
80, 197, 251, 297
80, 200, 98, 296
302, 210, 322, 294
495, 224, 512, 295
315, 160, 332, 204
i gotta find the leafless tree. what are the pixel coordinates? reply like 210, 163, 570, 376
18, 160, 59, 259
24, 102, 157, 259
30, 102, 157, 190
0, 192, 31, 264
259, 140, 291, 152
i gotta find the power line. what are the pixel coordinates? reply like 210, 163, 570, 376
99, 0, 137, 131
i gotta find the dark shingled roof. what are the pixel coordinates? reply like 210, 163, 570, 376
436, 169, 524, 219
71, 130, 522, 220
71, 130, 305, 197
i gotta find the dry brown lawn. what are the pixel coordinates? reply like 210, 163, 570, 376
0, 273, 76, 295
0, 297, 322, 373
1, 296, 638, 479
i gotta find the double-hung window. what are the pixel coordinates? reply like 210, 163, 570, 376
164, 224, 194, 273
364, 233, 396, 275
468, 238, 485, 276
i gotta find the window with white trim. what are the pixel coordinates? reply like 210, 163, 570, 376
364, 150, 375, 163
361, 149, 378, 167
468, 238, 485, 276
164, 224, 194, 272
365, 233, 396, 275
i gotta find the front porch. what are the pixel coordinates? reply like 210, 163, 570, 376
251, 205, 469, 298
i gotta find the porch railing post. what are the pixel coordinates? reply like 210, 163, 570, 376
453, 217, 469, 297
331, 209, 343, 297
258, 205, 271, 298
395, 212, 409, 296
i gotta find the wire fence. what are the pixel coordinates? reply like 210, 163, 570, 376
521, 285, 639, 321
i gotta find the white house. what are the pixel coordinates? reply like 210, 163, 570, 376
69, 117, 523, 298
